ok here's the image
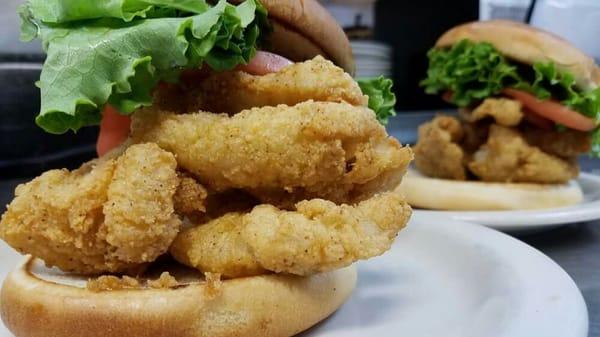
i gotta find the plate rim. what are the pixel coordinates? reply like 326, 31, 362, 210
305, 214, 589, 337
413, 172, 600, 231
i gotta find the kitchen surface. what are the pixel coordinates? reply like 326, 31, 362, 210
1, 0, 599, 336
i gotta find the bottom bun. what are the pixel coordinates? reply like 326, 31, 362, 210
397, 169, 583, 211
1, 257, 356, 337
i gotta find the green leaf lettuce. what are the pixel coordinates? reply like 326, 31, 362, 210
358, 76, 397, 125
20, 0, 268, 134
421, 39, 600, 156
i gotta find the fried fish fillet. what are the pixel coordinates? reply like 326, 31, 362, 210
0, 143, 182, 274
170, 192, 411, 278
154, 56, 368, 115
522, 125, 592, 159
131, 101, 412, 205
414, 115, 467, 180
460, 98, 523, 126
468, 125, 579, 183
174, 172, 208, 216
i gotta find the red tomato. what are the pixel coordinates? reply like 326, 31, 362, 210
503, 88, 597, 132
96, 106, 131, 156
237, 51, 293, 75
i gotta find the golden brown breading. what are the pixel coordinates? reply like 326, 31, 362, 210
87, 275, 141, 292
0, 144, 181, 274
131, 101, 412, 204
87, 272, 179, 292
174, 173, 208, 215
414, 115, 467, 180
460, 98, 523, 126
468, 125, 579, 184
146, 272, 180, 289
522, 125, 592, 159
170, 192, 411, 278
189, 56, 368, 114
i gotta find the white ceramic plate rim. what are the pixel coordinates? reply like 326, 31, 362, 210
303, 213, 588, 337
414, 172, 600, 231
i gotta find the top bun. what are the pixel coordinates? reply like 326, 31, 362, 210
239, 0, 355, 74
436, 20, 600, 91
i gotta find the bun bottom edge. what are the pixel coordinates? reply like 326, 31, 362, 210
396, 170, 583, 211
1, 257, 357, 337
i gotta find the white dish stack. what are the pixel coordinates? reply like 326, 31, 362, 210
351, 41, 393, 78
320, 0, 392, 78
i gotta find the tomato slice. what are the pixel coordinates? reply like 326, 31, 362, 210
503, 88, 597, 132
96, 106, 131, 156
96, 52, 293, 156
237, 51, 293, 75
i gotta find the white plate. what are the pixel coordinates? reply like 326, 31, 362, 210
416, 173, 600, 233
0, 215, 588, 337
302, 214, 588, 337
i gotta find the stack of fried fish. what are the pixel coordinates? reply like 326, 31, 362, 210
0, 57, 413, 280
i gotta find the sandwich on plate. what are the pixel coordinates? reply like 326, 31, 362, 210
0, 1, 413, 336
398, 20, 599, 211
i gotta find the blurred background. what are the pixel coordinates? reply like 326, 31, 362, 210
0, 0, 599, 178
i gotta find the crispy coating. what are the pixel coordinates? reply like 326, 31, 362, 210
460, 98, 523, 126
522, 126, 592, 159
87, 272, 179, 292
131, 101, 412, 204
174, 173, 208, 215
187, 56, 367, 114
468, 125, 579, 183
0, 144, 181, 274
87, 275, 141, 292
170, 192, 411, 278
414, 115, 467, 180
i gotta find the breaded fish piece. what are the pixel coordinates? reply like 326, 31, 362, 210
189, 56, 368, 114
248, 146, 413, 209
414, 115, 467, 180
460, 98, 523, 126
468, 125, 579, 184
131, 101, 412, 204
0, 144, 181, 274
522, 125, 592, 159
170, 192, 411, 278
174, 172, 208, 216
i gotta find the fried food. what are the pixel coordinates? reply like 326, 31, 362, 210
170, 192, 411, 278
131, 101, 412, 204
155, 56, 368, 115
87, 272, 179, 292
174, 173, 208, 216
460, 98, 523, 126
468, 125, 579, 183
414, 115, 467, 180
461, 122, 490, 154
522, 125, 592, 159
0, 143, 181, 274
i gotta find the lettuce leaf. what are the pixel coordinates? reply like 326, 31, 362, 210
421, 40, 521, 107
20, 0, 268, 134
421, 39, 600, 156
358, 76, 397, 125
26, 0, 211, 23
529, 62, 600, 120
